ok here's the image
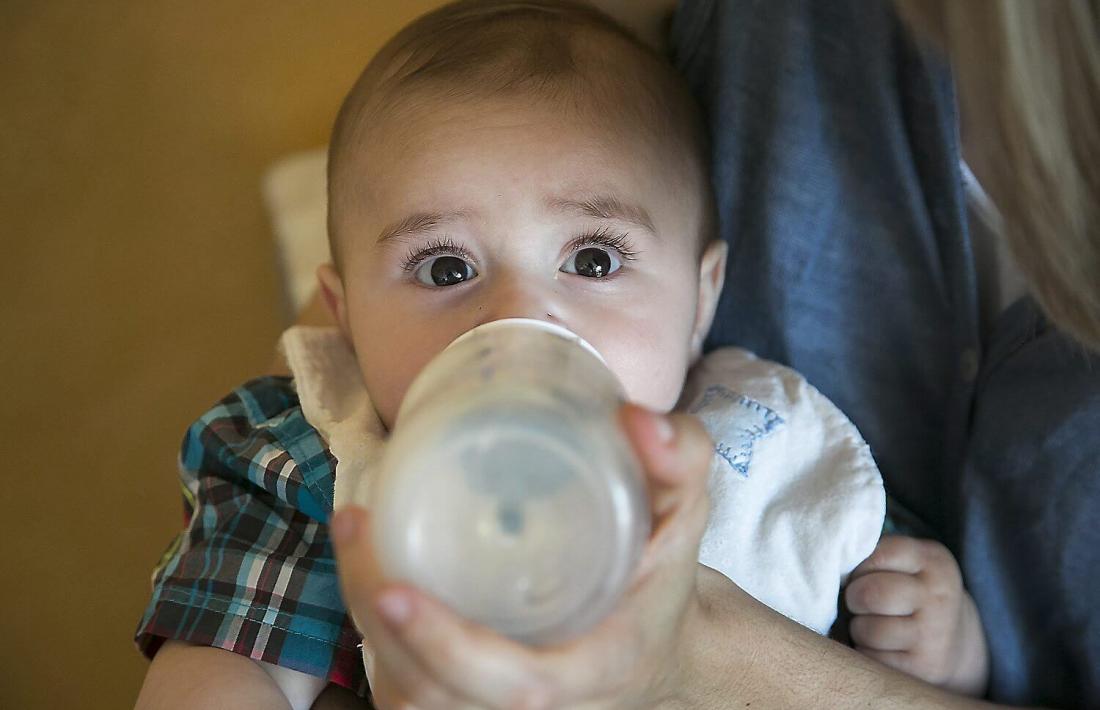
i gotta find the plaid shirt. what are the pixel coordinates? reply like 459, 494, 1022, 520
134, 376, 369, 696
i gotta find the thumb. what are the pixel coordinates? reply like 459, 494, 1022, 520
618, 403, 712, 530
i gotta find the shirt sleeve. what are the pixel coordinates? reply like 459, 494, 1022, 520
134, 376, 368, 695
961, 300, 1100, 707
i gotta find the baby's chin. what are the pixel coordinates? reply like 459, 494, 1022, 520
362, 386, 399, 433
374, 404, 397, 435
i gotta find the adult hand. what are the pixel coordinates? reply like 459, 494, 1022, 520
329, 403, 714, 709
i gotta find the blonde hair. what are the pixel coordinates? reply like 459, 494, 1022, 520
898, 0, 1100, 351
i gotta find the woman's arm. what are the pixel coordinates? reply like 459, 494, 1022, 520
676, 566, 1013, 710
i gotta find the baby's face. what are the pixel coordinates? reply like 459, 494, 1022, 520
321, 94, 722, 430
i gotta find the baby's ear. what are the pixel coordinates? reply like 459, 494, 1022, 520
690, 240, 728, 360
316, 263, 352, 340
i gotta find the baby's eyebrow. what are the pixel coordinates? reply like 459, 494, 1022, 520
547, 195, 657, 235
376, 210, 468, 244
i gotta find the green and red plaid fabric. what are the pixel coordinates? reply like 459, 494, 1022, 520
134, 376, 369, 696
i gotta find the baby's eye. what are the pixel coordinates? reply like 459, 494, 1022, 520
560, 247, 623, 279
415, 255, 479, 287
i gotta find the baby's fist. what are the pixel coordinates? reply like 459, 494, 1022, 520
844, 535, 989, 696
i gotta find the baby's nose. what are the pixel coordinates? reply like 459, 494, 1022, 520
473, 277, 562, 329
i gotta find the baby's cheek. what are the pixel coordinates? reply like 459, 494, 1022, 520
359, 355, 418, 432
354, 326, 456, 431
364, 375, 400, 431
630, 368, 688, 412
604, 341, 690, 413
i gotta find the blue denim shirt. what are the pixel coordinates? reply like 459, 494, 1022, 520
669, 1, 1099, 705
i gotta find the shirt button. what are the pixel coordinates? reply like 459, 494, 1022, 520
960, 348, 980, 382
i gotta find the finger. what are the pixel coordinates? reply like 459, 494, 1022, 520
370, 669, 418, 710
372, 649, 464, 710
849, 614, 920, 652
537, 616, 647, 705
369, 677, 404, 710
378, 579, 658, 708
619, 404, 712, 581
372, 674, 474, 710
375, 586, 557, 709
850, 535, 926, 578
329, 506, 409, 690
618, 404, 713, 488
845, 571, 923, 615
370, 613, 473, 710
330, 507, 481, 708
329, 505, 386, 620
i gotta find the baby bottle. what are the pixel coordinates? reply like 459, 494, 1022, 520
370, 318, 650, 645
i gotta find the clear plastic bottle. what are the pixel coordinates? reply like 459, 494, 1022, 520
371, 318, 650, 644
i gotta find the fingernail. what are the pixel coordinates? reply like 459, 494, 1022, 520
329, 509, 359, 545
377, 591, 412, 625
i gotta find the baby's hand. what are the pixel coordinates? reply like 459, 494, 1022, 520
844, 535, 989, 697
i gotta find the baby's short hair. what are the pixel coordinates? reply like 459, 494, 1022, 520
327, 0, 713, 266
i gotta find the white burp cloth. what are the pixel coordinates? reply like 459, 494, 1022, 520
680, 348, 884, 634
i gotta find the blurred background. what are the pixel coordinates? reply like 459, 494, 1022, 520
0, 2, 446, 707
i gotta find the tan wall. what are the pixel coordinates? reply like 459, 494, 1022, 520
0, 2, 445, 707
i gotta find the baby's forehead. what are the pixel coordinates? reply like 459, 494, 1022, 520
358, 79, 659, 155
335, 58, 697, 214
333, 91, 706, 255
355, 36, 668, 141
340, 92, 686, 218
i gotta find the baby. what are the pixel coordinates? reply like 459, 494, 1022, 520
135, 1, 987, 707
